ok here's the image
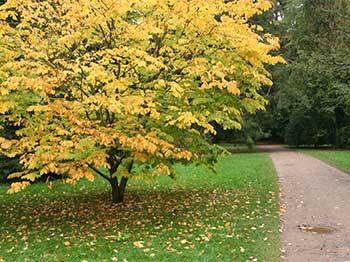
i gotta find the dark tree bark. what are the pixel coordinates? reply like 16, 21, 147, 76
89, 159, 133, 203
110, 176, 128, 203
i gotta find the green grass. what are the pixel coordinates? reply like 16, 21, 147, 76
300, 149, 350, 172
0, 154, 280, 262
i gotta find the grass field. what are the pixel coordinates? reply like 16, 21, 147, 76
0, 153, 280, 262
300, 149, 350, 172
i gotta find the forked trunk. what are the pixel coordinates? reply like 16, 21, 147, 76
110, 176, 128, 203
90, 160, 132, 203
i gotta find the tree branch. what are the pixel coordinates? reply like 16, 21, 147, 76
88, 164, 111, 182
127, 159, 134, 173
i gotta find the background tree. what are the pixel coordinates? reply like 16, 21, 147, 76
275, 0, 350, 147
239, 0, 350, 147
0, 0, 283, 202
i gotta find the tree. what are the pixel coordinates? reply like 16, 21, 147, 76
0, 0, 283, 203
277, 0, 350, 146
251, 0, 350, 146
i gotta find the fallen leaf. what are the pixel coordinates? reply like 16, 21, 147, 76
133, 241, 144, 248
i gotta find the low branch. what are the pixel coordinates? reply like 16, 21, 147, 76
120, 176, 128, 193
88, 164, 111, 182
127, 159, 134, 173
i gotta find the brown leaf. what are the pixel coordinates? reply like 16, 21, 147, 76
133, 241, 144, 248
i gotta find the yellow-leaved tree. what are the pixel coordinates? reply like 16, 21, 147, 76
0, 0, 284, 203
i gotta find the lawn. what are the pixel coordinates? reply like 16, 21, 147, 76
300, 149, 350, 173
0, 153, 280, 262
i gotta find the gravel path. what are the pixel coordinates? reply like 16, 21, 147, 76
264, 145, 350, 262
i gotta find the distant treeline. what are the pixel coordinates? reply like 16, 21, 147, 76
214, 0, 350, 148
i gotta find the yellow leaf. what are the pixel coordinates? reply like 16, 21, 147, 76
0, 101, 16, 114
0, 141, 11, 149
22, 172, 39, 182
169, 82, 184, 98
227, 81, 240, 95
7, 181, 31, 194
7, 171, 25, 179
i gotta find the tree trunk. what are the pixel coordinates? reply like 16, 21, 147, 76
90, 160, 132, 203
110, 176, 128, 203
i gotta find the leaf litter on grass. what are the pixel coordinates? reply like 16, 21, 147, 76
0, 154, 280, 261
0, 189, 278, 261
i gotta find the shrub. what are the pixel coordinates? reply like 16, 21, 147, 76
336, 126, 350, 148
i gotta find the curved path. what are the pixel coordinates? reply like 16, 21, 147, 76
263, 145, 350, 262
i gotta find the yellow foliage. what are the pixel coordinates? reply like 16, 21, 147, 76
22, 172, 39, 182
0, 0, 284, 193
7, 171, 26, 180
0, 101, 16, 114
227, 81, 240, 96
8, 181, 31, 194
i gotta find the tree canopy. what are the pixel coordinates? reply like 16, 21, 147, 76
273, 0, 350, 146
0, 0, 283, 202
230, 0, 350, 147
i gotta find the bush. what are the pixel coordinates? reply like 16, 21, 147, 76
246, 137, 255, 150
336, 126, 350, 148
285, 109, 335, 147
211, 117, 269, 146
